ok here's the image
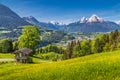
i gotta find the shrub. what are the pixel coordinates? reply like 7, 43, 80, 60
37, 52, 63, 61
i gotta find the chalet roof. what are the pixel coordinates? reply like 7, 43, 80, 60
14, 48, 33, 54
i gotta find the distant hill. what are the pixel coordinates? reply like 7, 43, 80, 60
23, 16, 40, 26
23, 16, 64, 30
0, 4, 30, 30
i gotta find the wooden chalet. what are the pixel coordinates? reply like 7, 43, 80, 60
14, 48, 33, 63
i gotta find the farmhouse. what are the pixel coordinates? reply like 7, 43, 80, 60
14, 48, 33, 63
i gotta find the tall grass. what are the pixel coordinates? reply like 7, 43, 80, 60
0, 50, 120, 80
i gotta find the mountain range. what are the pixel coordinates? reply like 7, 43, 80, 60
0, 4, 120, 32
23, 16, 65, 30
66, 15, 120, 32
23, 15, 120, 32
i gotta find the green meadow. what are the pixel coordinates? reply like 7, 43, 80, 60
0, 53, 14, 58
0, 50, 120, 80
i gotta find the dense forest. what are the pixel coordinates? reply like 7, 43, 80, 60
64, 30, 120, 59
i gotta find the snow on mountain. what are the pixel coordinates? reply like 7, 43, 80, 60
79, 17, 88, 23
49, 21, 58, 25
23, 14, 120, 32
67, 14, 120, 32
87, 14, 104, 23
49, 21, 64, 25
115, 20, 120, 25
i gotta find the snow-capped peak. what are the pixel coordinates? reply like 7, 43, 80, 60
88, 14, 104, 23
27, 16, 34, 19
79, 17, 88, 23
49, 21, 64, 25
49, 21, 58, 25
115, 20, 120, 25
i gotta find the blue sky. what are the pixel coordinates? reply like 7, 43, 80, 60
1, 0, 120, 23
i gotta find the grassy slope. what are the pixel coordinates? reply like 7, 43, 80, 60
0, 53, 14, 58
0, 50, 120, 80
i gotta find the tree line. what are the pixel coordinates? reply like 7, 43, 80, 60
0, 39, 13, 53
0, 25, 40, 53
64, 30, 120, 59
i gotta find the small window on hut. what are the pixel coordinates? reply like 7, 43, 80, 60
19, 53, 22, 58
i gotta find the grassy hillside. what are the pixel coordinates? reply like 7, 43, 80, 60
0, 50, 120, 80
0, 53, 14, 58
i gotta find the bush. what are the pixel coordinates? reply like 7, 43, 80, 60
37, 52, 63, 61
36, 44, 65, 54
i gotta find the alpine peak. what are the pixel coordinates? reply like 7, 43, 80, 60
79, 17, 88, 23
88, 14, 104, 23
